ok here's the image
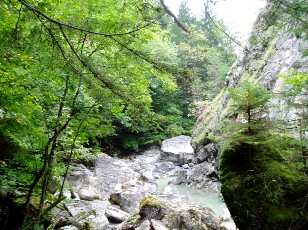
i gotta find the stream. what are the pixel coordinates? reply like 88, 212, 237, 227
156, 176, 227, 215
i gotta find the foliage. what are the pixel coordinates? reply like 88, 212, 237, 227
218, 80, 308, 229
220, 144, 308, 229
280, 70, 308, 169
167, 0, 236, 101
219, 79, 307, 229
220, 82, 272, 158
0, 0, 182, 227
0, 0, 237, 228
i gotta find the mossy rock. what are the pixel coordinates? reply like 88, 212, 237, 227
82, 221, 96, 230
219, 143, 308, 229
126, 196, 220, 230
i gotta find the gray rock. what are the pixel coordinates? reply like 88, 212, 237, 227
187, 162, 220, 192
196, 143, 218, 164
219, 208, 238, 230
66, 164, 100, 201
151, 219, 169, 230
78, 184, 100, 201
61, 200, 110, 229
58, 226, 79, 230
124, 196, 220, 230
109, 187, 154, 214
136, 220, 151, 230
130, 148, 179, 178
161, 135, 195, 165
94, 154, 140, 196
59, 141, 233, 229
173, 169, 187, 185
105, 206, 130, 223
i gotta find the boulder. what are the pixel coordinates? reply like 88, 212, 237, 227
105, 206, 130, 223
173, 169, 188, 185
109, 186, 154, 214
150, 219, 169, 230
122, 196, 220, 230
135, 220, 151, 230
52, 200, 110, 230
66, 164, 100, 201
219, 208, 238, 230
161, 135, 195, 165
186, 161, 220, 192
130, 148, 179, 178
195, 143, 218, 165
94, 154, 140, 196
58, 226, 79, 230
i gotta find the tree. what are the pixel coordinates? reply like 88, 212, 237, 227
219, 81, 308, 229
221, 82, 272, 162
167, 1, 236, 101
0, 0, 178, 228
281, 71, 308, 169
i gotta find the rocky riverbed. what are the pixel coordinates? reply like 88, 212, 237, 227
52, 135, 237, 230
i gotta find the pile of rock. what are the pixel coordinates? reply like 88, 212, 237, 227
52, 135, 237, 229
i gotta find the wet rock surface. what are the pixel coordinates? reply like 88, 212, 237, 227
122, 196, 220, 230
54, 135, 237, 229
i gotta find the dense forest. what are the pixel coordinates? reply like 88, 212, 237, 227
0, 0, 235, 229
0, 0, 307, 229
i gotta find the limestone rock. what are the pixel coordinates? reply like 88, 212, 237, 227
196, 143, 218, 165
161, 135, 195, 165
173, 169, 188, 185
123, 196, 220, 230
186, 161, 220, 193
129, 147, 180, 178
58, 226, 79, 230
66, 164, 100, 201
135, 220, 151, 230
109, 187, 153, 214
52, 200, 110, 230
105, 206, 130, 223
219, 208, 238, 230
94, 154, 140, 196
150, 219, 169, 230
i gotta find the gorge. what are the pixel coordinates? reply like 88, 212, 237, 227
0, 1, 307, 229
55, 135, 235, 229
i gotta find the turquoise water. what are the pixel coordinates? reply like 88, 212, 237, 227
156, 176, 227, 215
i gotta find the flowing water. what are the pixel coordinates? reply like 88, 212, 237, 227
156, 176, 227, 215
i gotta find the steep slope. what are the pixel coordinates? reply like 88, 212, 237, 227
192, 3, 308, 230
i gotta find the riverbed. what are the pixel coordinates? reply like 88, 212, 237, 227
156, 176, 227, 215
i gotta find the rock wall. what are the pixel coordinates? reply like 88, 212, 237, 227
191, 7, 308, 230
192, 24, 308, 147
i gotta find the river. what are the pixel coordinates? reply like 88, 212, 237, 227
156, 176, 227, 215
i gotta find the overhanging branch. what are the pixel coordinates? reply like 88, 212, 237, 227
160, 0, 190, 33
18, 0, 155, 37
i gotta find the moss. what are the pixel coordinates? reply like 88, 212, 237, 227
262, 159, 307, 193
139, 196, 163, 209
239, 71, 254, 83
127, 213, 141, 223
220, 143, 308, 229
193, 90, 226, 145
266, 206, 293, 227
82, 221, 96, 230
262, 36, 277, 61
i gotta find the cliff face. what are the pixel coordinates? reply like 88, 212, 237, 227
192, 25, 307, 144
191, 4, 308, 230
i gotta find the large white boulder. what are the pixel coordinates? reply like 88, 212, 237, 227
161, 135, 194, 165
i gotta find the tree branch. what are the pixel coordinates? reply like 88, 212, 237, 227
160, 0, 190, 33
18, 0, 156, 37
59, 26, 127, 100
